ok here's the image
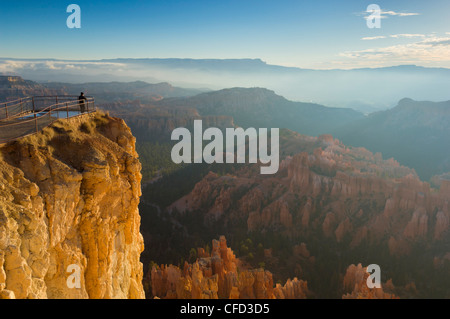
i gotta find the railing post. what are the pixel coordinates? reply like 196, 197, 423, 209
66, 102, 69, 119
5, 102, 8, 118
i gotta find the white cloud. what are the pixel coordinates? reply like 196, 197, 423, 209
362, 36, 387, 40
389, 34, 425, 39
358, 8, 420, 20
380, 10, 419, 17
0, 59, 127, 74
342, 34, 450, 67
361, 34, 425, 41
45, 61, 62, 70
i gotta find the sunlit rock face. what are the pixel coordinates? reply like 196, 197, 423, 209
342, 263, 399, 299
150, 236, 309, 299
0, 112, 145, 299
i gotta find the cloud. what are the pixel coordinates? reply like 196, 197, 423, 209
342, 34, 450, 66
389, 34, 425, 39
0, 60, 36, 73
362, 34, 425, 41
380, 10, 420, 17
421, 37, 450, 46
362, 36, 387, 40
358, 8, 420, 20
45, 61, 62, 70
0, 59, 127, 74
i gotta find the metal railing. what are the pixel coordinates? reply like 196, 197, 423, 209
0, 96, 95, 144
0, 95, 93, 121
0, 97, 33, 120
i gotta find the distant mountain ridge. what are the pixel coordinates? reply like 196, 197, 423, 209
5, 57, 450, 72
100, 58, 450, 73
156, 87, 364, 137
333, 98, 450, 180
42, 80, 205, 104
0, 75, 65, 101
2, 58, 449, 112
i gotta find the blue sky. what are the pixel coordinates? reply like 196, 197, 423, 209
1, 0, 449, 68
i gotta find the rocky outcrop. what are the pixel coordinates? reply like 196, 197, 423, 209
273, 277, 309, 299
342, 264, 398, 299
150, 236, 309, 299
0, 112, 145, 299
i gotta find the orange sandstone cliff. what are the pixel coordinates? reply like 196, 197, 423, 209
0, 112, 145, 299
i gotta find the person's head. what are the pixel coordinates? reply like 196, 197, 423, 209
80, 92, 84, 96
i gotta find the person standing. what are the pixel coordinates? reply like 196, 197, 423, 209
78, 92, 87, 113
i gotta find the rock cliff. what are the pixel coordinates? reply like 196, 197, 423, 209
0, 112, 145, 299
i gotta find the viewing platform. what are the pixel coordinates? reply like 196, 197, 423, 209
0, 95, 95, 143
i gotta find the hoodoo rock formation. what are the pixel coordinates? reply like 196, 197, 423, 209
169, 136, 450, 256
342, 264, 399, 299
0, 112, 145, 299
149, 236, 309, 299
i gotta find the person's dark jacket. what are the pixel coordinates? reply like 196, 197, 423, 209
78, 94, 87, 113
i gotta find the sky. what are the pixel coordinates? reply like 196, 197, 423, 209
0, 0, 449, 69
